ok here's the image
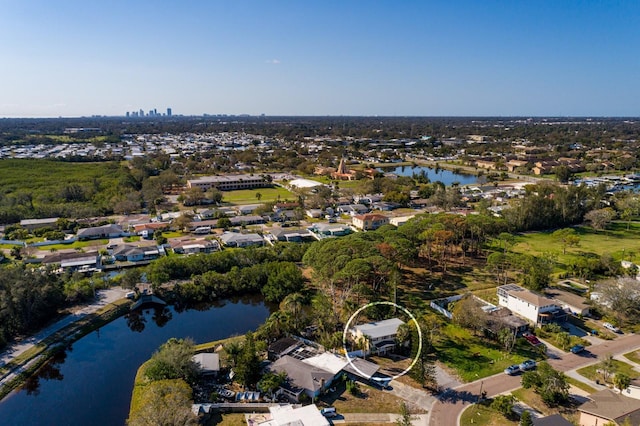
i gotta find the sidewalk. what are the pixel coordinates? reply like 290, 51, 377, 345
333, 413, 428, 425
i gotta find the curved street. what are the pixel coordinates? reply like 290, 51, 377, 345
428, 333, 640, 425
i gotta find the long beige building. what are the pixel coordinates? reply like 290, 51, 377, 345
186, 174, 270, 191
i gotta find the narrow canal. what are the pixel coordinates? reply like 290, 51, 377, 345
0, 296, 272, 426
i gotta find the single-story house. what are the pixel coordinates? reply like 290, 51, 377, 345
544, 288, 590, 317
77, 224, 125, 240
486, 307, 529, 336
40, 251, 100, 272
306, 209, 323, 219
578, 389, 640, 426
111, 244, 160, 262
269, 228, 315, 243
532, 414, 573, 426
172, 239, 220, 255
229, 215, 265, 226
337, 204, 369, 216
268, 337, 301, 361
308, 223, 352, 237
268, 355, 336, 402
371, 201, 399, 211
20, 217, 60, 231
389, 215, 415, 227
266, 404, 329, 426
192, 353, 220, 376
219, 232, 264, 248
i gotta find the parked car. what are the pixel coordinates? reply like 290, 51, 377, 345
320, 407, 337, 417
504, 364, 521, 375
570, 344, 585, 354
603, 322, 621, 333
519, 359, 537, 371
522, 332, 542, 346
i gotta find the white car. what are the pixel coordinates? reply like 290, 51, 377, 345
603, 322, 621, 333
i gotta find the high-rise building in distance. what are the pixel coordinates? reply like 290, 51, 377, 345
167, 108, 172, 117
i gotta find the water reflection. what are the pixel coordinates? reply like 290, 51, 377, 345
125, 309, 147, 332
22, 348, 68, 396
151, 306, 172, 328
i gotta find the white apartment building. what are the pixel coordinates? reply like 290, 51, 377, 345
497, 284, 566, 325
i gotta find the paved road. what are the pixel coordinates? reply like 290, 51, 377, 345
0, 287, 128, 386
428, 333, 640, 426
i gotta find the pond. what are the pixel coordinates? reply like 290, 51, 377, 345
378, 165, 477, 186
0, 296, 272, 426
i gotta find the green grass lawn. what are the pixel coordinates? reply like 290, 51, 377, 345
35, 239, 108, 250
222, 186, 294, 204
161, 231, 184, 239
624, 350, 640, 365
435, 323, 544, 382
577, 359, 639, 384
565, 376, 597, 393
512, 222, 640, 274
511, 388, 579, 424
459, 402, 517, 426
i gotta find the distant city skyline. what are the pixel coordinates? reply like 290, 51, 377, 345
1, 1, 639, 118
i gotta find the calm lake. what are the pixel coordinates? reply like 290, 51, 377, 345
379, 165, 477, 186
0, 297, 272, 426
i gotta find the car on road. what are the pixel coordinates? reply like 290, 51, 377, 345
570, 344, 585, 354
519, 359, 537, 371
603, 322, 621, 333
504, 364, 521, 375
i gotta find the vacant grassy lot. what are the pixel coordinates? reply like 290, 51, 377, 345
512, 222, 640, 274
317, 379, 420, 414
565, 376, 597, 393
459, 402, 517, 425
624, 350, 640, 365
577, 359, 638, 384
511, 388, 579, 424
35, 239, 108, 251
435, 324, 544, 382
222, 186, 293, 204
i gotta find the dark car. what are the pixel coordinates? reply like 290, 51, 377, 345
570, 344, 585, 354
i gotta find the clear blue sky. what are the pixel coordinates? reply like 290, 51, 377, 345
1, 0, 638, 117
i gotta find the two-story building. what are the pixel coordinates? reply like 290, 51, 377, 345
352, 213, 389, 231
350, 317, 405, 355
497, 284, 567, 326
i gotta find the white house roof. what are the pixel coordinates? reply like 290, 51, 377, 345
353, 318, 405, 339
302, 352, 348, 375
269, 404, 329, 426
192, 353, 220, 373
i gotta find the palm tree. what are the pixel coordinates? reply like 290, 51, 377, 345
281, 293, 305, 331
224, 340, 242, 368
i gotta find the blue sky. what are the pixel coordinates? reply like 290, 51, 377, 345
1, 0, 638, 117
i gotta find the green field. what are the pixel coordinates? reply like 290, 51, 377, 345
0, 159, 129, 220
577, 359, 638, 383
459, 402, 517, 426
435, 324, 544, 382
299, 175, 363, 189
35, 239, 108, 251
221, 186, 294, 204
512, 222, 640, 272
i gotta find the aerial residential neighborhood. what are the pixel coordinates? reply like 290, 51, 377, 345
0, 115, 639, 426
1, 1, 640, 425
